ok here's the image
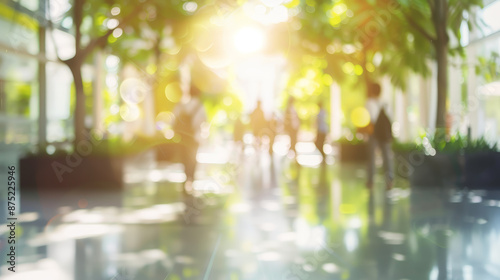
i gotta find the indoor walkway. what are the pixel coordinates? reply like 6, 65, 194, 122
1, 143, 500, 280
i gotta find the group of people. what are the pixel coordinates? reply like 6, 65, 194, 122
234, 97, 329, 159
172, 82, 394, 193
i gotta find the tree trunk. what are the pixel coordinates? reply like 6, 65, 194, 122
433, 0, 449, 133
68, 59, 87, 146
435, 40, 448, 131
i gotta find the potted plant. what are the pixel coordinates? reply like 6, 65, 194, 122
397, 134, 466, 188
402, 134, 499, 189
337, 134, 368, 162
392, 140, 421, 180
464, 138, 500, 189
19, 135, 157, 218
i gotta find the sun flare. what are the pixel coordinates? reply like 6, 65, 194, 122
233, 26, 266, 54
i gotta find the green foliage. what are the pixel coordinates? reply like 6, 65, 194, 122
89, 134, 170, 155
202, 89, 244, 133
399, 133, 499, 154
434, 133, 468, 153
466, 136, 498, 153
34, 133, 174, 156
292, 0, 483, 92
336, 135, 365, 145
392, 140, 421, 153
476, 52, 500, 83
5, 82, 32, 117
281, 55, 331, 131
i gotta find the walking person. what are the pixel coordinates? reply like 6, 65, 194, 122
315, 101, 328, 161
250, 100, 267, 150
364, 82, 394, 190
233, 115, 245, 152
172, 85, 207, 193
267, 113, 279, 155
284, 97, 300, 155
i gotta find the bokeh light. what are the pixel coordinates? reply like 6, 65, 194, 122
183, 1, 198, 13
120, 103, 141, 122
354, 65, 363, 75
164, 129, 174, 139
342, 62, 354, 74
165, 82, 182, 103
350, 107, 371, 127
120, 78, 147, 104
193, 25, 214, 52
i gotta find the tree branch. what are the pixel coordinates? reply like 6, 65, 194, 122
79, 0, 154, 60
403, 12, 436, 42
74, 0, 83, 52
427, 0, 435, 14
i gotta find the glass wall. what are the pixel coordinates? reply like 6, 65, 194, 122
0, 0, 78, 147
465, 0, 500, 144
46, 61, 73, 142
0, 47, 39, 145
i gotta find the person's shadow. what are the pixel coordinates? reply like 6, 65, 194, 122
367, 191, 394, 280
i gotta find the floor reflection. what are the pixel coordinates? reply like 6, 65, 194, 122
2, 148, 500, 279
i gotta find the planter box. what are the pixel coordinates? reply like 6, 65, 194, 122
20, 154, 124, 219
339, 142, 367, 162
394, 151, 411, 179
409, 153, 463, 188
408, 151, 500, 189
465, 152, 500, 189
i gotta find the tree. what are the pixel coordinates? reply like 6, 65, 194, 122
290, 0, 483, 134
48, 0, 157, 146
288, 0, 429, 100
393, 0, 483, 131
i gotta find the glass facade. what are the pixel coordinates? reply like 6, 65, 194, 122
0, 36, 39, 145
1, 0, 92, 147
465, 0, 500, 144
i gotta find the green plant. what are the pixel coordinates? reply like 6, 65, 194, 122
337, 135, 365, 145
476, 52, 500, 83
413, 133, 498, 154
392, 140, 421, 153
31, 133, 174, 157
466, 137, 498, 153
435, 134, 467, 153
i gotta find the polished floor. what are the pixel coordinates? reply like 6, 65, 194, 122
1, 143, 500, 280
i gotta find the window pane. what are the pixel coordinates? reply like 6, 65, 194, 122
0, 52, 38, 144
0, 14, 39, 55
46, 61, 73, 142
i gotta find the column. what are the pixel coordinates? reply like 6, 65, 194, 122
38, 25, 47, 146
448, 56, 463, 135
428, 62, 438, 133
93, 51, 104, 134
466, 44, 479, 139
419, 75, 429, 133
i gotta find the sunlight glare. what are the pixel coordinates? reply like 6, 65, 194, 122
233, 26, 265, 53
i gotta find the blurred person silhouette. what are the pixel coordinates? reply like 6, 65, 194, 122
267, 113, 279, 155
364, 82, 394, 190
284, 97, 300, 155
250, 100, 267, 150
233, 115, 245, 152
314, 101, 328, 161
173, 84, 207, 193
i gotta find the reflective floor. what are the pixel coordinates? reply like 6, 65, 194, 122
1, 143, 500, 279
